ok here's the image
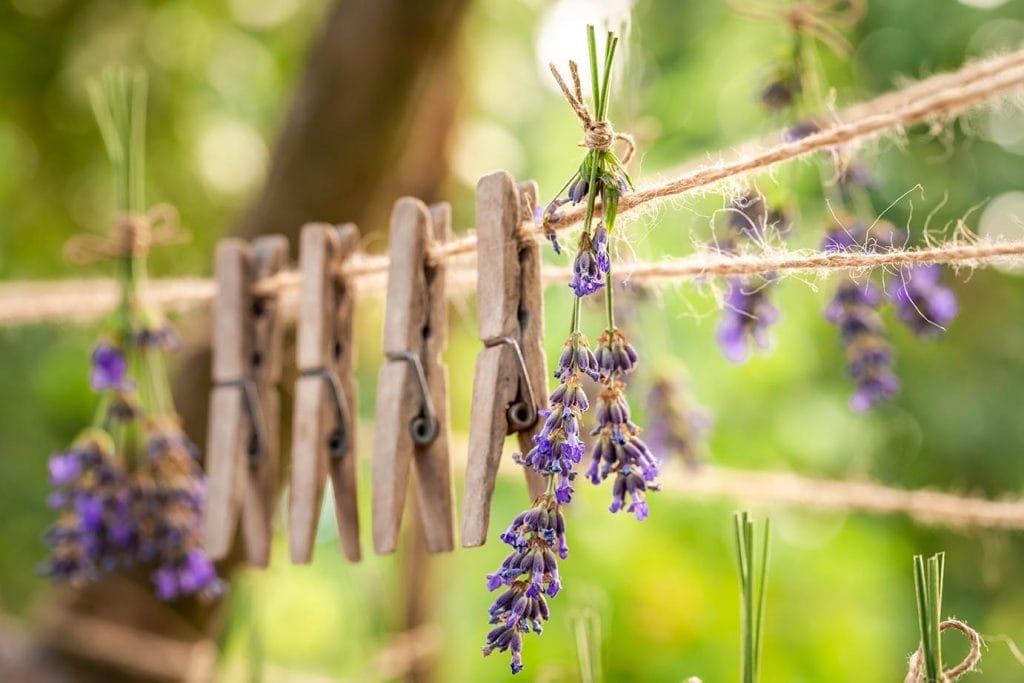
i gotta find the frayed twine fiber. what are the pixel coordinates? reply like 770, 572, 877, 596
905, 619, 983, 683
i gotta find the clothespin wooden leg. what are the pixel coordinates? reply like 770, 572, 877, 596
204, 235, 287, 566
373, 198, 455, 554
373, 199, 431, 555
204, 240, 250, 560
290, 223, 361, 563
410, 203, 455, 553
241, 236, 288, 567
462, 171, 548, 547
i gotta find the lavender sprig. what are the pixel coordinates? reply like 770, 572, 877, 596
484, 25, 628, 675
714, 194, 784, 363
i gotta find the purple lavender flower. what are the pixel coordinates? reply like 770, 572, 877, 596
645, 378, 710, 471
517, 334, 597, 505
784, 120, 820, 142
760, 66, 799, 111
593, 223, 610, 273
135, 325, 181, 351
584, 323, 662, 518
585, 383, 660, 519
891, 264, 958, 336
569, 230, 606, 298
822, 222, 903, 410
717, 278, 780, 364
43, 435, 135, 586
90, 342, 129, 392
135, 424, 222, 601
826, 279, 899, 411
594, 328, 638, 379
483, 493, 563, 674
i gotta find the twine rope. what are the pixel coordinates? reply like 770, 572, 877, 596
549, 60, 636, 164
355, 46, 1024, 275
904, 619, 983, 682
5, 237, 1024, 326
63, 204, 188, 264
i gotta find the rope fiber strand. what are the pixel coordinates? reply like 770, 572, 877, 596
4, 237, 1024, 326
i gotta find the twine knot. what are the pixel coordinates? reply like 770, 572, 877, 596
549, 60, 635, 164
728, 0, 865, 57
904, 619, 983, 683
65, 204, 189, 265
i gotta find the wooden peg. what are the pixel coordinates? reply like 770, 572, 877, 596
372, 198, 455, 555
289, 223, 361, 563
462, 171, 549, 548
204, 235, 288, 566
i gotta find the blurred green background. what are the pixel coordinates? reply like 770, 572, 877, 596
2, 0, 1024, 680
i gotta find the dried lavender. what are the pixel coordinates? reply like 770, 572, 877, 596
822, 222, 900, 411
714, 193, 784, 363
645, 377, 710, 471
41, 69, 220, 601
482, 494, 565, 673
891, 264, 958, 336
484, 26, 634, 674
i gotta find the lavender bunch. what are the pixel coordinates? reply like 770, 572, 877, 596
41, 69, 220, 601
484, 26, 638, 674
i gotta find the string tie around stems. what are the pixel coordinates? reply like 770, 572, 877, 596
548, 60, 635, 164
904, 619, 983, 683
64, 203, 189, 264
726, 0, 865, 56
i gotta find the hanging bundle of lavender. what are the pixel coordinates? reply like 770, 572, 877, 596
484, 26, 657, 674
42, 69, 221, 601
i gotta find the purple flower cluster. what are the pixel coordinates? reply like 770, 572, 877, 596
714, 194, 785, 363
823, 222, 900, 410
826, 279, 899, 411
569, 226, 610, 298
44, 340, 221, 601
90, 343, 130, 392
645, 378, 711, 471
584, 327, 660, 520
892, 264, 958, 336
717, 278, 780, 364
482, 494, 564, 674
43, 434, 134, 586
138, 425, 222, 600
515, 334, 598, 504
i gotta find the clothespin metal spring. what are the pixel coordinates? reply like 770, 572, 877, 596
384, 350, 439, 446
483, 335, 538, 433
298, 366, 351, 458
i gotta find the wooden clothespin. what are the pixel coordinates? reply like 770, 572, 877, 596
204, 235, 288, 566
461, 171, 549, 548
372, 198, 454, 555
289, 223, 362, 563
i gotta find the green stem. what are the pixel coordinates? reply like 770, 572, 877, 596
587, 25, 601, 121
604, 265, 615, 337
582, 150, 601, 234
